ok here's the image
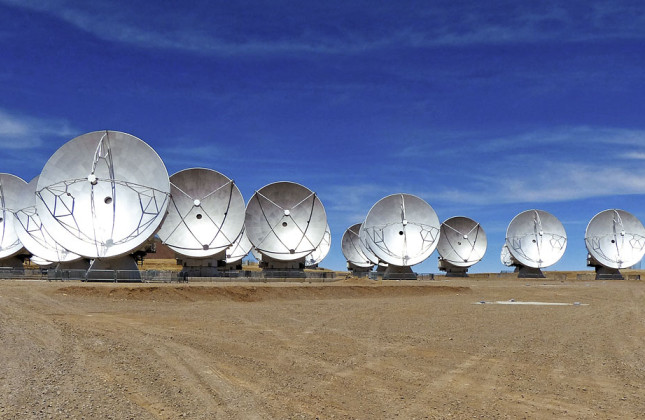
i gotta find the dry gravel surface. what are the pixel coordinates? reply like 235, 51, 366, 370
1, 277, 644, 419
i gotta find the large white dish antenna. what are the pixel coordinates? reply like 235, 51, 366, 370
156, 168, 245, 258
245, 181, 327, 261
0, 173, 28, 259
505, 209, 567, 268
35, 130, 170, 259
342, 223, 373, 268
437, 216, 487, 267
585, 209, 645, 269
305, 224, 331, 266
500, 244, 514, 267
362, 193, 440, 267
226, 227, 252, 264
14, 177, 81, 263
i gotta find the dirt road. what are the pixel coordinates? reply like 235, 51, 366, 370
1, 278, 643, 419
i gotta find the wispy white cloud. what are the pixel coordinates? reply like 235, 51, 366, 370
157, 141, 307, 176
479, 126, 645, 154
426, 162, 645, 206
344, 126, 645, 208
0, 109, 76, 149
318, 183, 394, 226
619, 151, 645, 160
419, 3, 645, 46
503, 163, 645, 202
321, 183, 387, 211
3, 1, 645, 55
397, 126, 645, 159
156, 143, 229, 173
326, 161, 645, 210
0, 0, 390, 55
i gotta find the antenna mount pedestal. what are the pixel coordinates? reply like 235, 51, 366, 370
85, 255, 141, 281
516, 265, 545, 279
587, 254, 624, 280
347, 262, 373, 277
219, 261, 244, 271
593, 266, 624, 280
259, 255, 306, 278
177, 250, 227, 277
383, 264, 416, 280
438, 258, 469, 277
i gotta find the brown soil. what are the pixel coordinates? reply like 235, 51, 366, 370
1, 277, 643, 419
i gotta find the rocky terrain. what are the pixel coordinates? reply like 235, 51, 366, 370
1, 277, 643, 419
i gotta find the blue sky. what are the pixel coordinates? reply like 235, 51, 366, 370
2, 0, 645, 273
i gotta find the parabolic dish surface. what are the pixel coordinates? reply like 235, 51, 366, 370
250, 247, 262, 262
305, 224, 331, 266
342, 223, 373, 268
226, 228, 252, 264
585, 209, 645, 269
14, 177, 81, 263
358, 223, 383, 266
36, 130, 170, 259
437, 216, 487, 267
245, 181, 327, 261
0, 173, 28, 259
500, 244, 514, 267
362, 193, 440, 267
156, 168, 245, 258
505, 209, 567, 269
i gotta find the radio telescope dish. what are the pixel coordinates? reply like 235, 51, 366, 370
13, 177, 82, 263
500, 244, 514, 267
342, 223, 373, 268
35, 131, 170, 259
0, 173, 28, 260
226, 227, 252, 264
505, 210, 566, 275
585, 209, 645, 272
244, 181, 327, 262
438, 217, 487, 267
156, 168, 245, 259
362, 194, 440, 267
305, 224, 331, 267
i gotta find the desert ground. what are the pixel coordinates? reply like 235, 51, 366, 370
1, 275, 644, 419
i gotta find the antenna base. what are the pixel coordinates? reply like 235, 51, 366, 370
586, 254, 625, 279
593, 265, 624, 280
176, 251, 228, 277
383, 264, 416, 280
516, 265, 545, 279
84, 255, 141, 281
347, 262, 373, 276
258, 255, 306, 278
438, 258, 469, 277
218, 261, 244, 271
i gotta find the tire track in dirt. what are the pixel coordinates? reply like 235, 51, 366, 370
67, 308, 278, 419
3, 279, 645, 418
0, 287, 149, 418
